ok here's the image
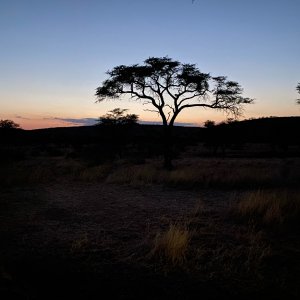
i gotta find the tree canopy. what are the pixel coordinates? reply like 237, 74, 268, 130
0, 119, 20, 129
204, 120, 216, 128
96, 57, 253, 127
97, 108, 139, 126
95, 56, 253, 168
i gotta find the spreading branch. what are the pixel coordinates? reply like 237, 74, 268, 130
95, 57, 254, 126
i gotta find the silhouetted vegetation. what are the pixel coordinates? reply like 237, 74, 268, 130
1, 117, 300, 164
95, 57, 253, 169
0, 119, 20, 129
297, 82, 300, 104
203, 119, 216, 128
97, 108, 139, 126
1, 117, 300, 299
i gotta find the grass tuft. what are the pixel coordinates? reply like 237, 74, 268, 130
70, 233, 89, 254
232, 190, 300, 229
151, 223, 191, 265
78, 164, 112, 182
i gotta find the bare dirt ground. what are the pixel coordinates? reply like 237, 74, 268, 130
0, 182, 237, 299
1, 168, 299, 300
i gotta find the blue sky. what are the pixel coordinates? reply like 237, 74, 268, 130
0, 0, 299, 129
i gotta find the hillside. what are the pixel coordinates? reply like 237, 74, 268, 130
1, 116, 300, 145
1, 117, 300, 299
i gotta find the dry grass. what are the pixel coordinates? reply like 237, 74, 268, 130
0, 163, 55, 186
2, 154, 300, 190
0, 158, 83, 186
78, 164, 112, 181
151, 223, 191, 265
70, 233, 89, 254
232, 190, 300, 229
104, 158, 300, 189
200, 229, 273, 289
148, 204, 273, 286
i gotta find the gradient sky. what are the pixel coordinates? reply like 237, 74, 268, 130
1, 0, 299, 129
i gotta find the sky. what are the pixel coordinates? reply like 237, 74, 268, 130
0, 0, 299, 129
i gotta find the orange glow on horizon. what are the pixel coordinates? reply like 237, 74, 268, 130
15, 118, 80, 130
12, 114, 281, 130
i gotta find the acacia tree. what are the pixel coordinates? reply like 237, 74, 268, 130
95, 57, 253, 169
98, 108, 139, 126
0, 119, 20, 129
297, 82, 300, 104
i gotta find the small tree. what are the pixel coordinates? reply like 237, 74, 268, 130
97, 108, 139, 159
0, 119, 20, 129
297, 82, 300, 104
204, 120, 216, 128
97, 108, 139, 126
95, 57, 253, 169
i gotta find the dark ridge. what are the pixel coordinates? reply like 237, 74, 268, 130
1, 116, 299, 145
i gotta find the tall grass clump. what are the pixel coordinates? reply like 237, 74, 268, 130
78, 164, 112, 182
151, 223, 191, 265
105, 164, 158, 184
232, 190, 300, 230
0, 163, 56, 186
102, 158, 300, 188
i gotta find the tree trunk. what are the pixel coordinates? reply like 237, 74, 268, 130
163, 125, 173, 170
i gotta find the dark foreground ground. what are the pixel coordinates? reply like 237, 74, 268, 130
1, 183, 227, 299
1, 123, 300, 299
1, 157, 300, 299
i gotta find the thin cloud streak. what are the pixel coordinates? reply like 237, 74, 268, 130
14, 115, 31, 120
51, 118, 198, 127
51, 117, 98, 126
19, 116, 199, 128
16, 116, 199, 129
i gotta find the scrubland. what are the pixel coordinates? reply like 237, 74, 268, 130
0, 142, 300, 299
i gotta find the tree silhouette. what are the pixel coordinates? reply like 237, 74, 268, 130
297, 82, 300, 104
204, 120, 216, 128
97, 108, 139, 126
0, 119, 20, 129
96, 108, 139, 160
95, 57, 253, 169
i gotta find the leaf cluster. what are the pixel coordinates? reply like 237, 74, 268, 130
97, 108, 139, 126
0, 119, 20, 129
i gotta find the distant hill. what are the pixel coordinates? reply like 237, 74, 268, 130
207, 116, 300, 144
1, 116, 300, 146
